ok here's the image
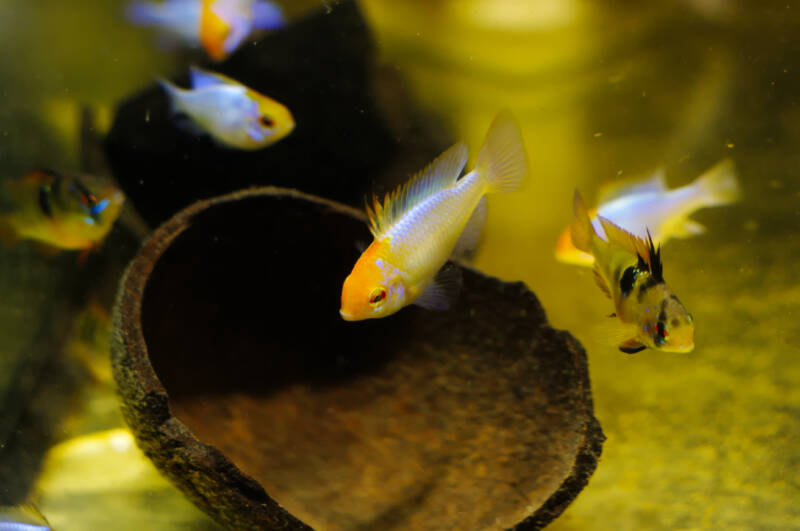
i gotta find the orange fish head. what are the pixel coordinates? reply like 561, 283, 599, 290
340, 243, 406, 321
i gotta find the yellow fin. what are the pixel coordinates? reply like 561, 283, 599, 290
475, 110, 527, 193
367, 142, 467, 238
691, 158, 740, 206
597, 215, 650, 261
570, 190, 594, 253
593, 266, 612, 299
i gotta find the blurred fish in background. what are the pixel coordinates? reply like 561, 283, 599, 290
555, 159, 740, 267
0, 169, 125, 256
159, 66, 295, 150
127, 0, 285, 60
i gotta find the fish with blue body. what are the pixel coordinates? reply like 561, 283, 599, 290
556, 159, 739, 266
340, 111, 528, 321
570, 190, 695, 354
127, 0, 284, 61
160, 66, 294, 150
0, 169, 125, 254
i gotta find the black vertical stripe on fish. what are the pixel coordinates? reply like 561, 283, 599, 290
658, 299, 667, 324
636, 275, 662, 302
620, 266, 638, 297
51, 173, 65, 208
38, 186, 53, 218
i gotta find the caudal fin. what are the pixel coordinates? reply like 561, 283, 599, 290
693, 158, 740, 206
157, 79, 182, 115
570, 190, 594, 253
475, 110, 528, 193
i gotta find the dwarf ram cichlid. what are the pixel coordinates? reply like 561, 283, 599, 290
159, 66, 294, 150
340, 111, 528, 321
570, 190, 695, 354
0, 169, 124, 254
556, 159, 739, 266
127, 0, 284, 61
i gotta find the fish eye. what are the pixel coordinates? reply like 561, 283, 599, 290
369, 288, 386, 305
260, 115, 275, 128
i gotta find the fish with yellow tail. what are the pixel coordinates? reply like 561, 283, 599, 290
556, 159, 739, 267
127, 0, 284, 61
340, 111, 528, 321
0, 169, 125, 255
570, 190, 695, 354
159, 66, 294, 150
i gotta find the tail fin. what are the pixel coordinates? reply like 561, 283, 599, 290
570, 190, 594, 253
692, 158, 740, 206
252, 1, 286, 30
157, 79, 182, 115
475, 110, 528, 193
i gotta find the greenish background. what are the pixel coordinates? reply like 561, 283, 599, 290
0, 0, 797, 529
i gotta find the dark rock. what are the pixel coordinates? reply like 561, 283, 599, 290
111, 188, 604, 530
104, 0, 404, 228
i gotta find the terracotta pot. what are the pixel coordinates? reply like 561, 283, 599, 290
111, 187, 603, 530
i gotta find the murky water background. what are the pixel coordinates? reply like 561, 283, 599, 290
0, 0, 798, 529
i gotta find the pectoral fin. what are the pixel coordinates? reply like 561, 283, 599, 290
619, 338, 646, 354
414, 264, 462, 310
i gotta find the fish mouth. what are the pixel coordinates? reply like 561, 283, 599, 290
339, 309, 355, 321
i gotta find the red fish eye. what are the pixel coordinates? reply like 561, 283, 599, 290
369, 289, 386, 304
260, 115, 275, 128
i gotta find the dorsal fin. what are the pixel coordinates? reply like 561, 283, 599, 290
189, 66, 238, 90
597, 216, 650, 261
366, 142, 468, 238
596, 169, 667, 205
598, 216, 663, 281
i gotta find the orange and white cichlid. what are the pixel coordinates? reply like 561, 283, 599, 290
570, 190, 695, 354
127, 0, 284, 61
556, 159, 739, 267
0, 169, 125, 253
159, 66, 294, 150
340, 111, 528, 321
